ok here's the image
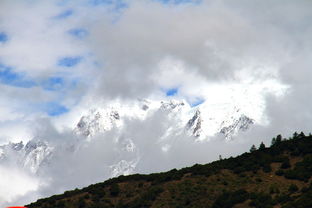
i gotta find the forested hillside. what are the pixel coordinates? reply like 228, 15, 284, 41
27, 132, 312, 208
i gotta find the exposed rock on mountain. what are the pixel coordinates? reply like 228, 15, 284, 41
0, 99, 256, 177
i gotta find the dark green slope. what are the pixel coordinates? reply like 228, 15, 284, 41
27, 132, 312, 208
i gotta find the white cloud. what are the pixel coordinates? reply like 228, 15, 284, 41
0, 0, 102, 77
0, 166, 40, 207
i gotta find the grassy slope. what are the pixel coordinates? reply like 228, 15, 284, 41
27, 133, 312, 208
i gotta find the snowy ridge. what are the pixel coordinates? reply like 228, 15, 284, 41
220, 114, 254, 140
0, 98, 256, 177
72, 99, 255, 175
186, 109, 202, 138
72, 97, 256, 174
75, 109, 122, 137
74, 99, 160, 137
0, 140, 53, 173
110, 159, 139, 178
184, 103, 254, 141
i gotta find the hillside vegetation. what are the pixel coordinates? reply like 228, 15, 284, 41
27, 132, 312, 208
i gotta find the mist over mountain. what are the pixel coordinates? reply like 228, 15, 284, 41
1, 98, 258, 206
26, 133, 312, 208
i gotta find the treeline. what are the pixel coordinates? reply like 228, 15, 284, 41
212, 183, 312, 208
27, 132, 312, 208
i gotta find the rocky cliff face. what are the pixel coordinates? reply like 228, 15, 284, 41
220, 114, 254, 140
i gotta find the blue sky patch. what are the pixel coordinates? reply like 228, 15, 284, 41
155, 0, 201, 5
58, 56, 82, 67
44, 102, 69, 116
0, 64, 36, 88
89, 0, 113, 6
190, 98, 205, 107
166, 88, 178, 96
55, 9, 74, 19
42, 77, 65, 91
89, 0, 128, 11
0, 32, 8, 43
68, 28, 89, 39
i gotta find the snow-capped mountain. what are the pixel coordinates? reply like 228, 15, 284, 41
0, 99, 255, 177
0, 140, 53, 173
186, 109, 202, 137
220, 114, 254, 140
74, 99, 158, 137
75, 109, 122, 137
74, 99, 254, 141
110, 159, 138, 178
71, 99, 255, 176
186, 105, 254, 140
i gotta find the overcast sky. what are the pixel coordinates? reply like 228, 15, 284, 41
0, 0, 312, 206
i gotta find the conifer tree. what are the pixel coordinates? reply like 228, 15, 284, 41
259, 142, 265, 150
250, 145, 257, 153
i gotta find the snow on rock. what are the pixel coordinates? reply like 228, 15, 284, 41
0, 98, 257, 178
0, 140, 53, 173
110, 159, 138, 178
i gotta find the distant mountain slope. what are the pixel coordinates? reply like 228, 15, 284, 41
74, 99, 255, 141
0, 140, 53, 173
27, 132, 312, 208
0, 99, 255, 178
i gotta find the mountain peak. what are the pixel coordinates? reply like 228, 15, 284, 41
0, 140, 53, 173
186, 109, 202, 138
220, 114, 254, 140
0, 98, 257, 181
